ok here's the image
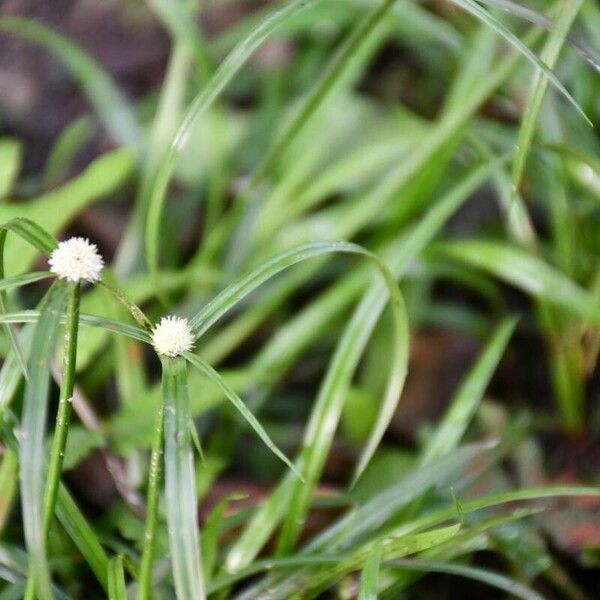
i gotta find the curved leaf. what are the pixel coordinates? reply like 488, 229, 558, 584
450, 0, 589, 123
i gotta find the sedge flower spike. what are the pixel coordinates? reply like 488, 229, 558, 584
152, 316, 194, 357
49, 237, 104, 283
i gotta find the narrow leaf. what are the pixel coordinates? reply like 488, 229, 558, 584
512, 0, 584, 195
184, 352, 300, 478
55, 485, 109, 592
421, 317, 517, 464
434, 240, 600, 323
450, 0, 589, 123
162, 357, 206, 600
358, 540, 382, 600
107, 556, 127, 600
19, 281, 69, 600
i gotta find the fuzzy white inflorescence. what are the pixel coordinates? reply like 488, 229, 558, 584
48, 237, 104, 283
152, 316, 194, 357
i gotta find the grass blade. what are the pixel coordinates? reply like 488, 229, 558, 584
0, 311, 151, 344
421, 317, 517, 464
19, 281, 69, 600
190, 241, 394, 337
476, 0, 600, 73
137, 392, 165, 600
434, 240, 600, 323
0, 18, 142, 148
511, 0, 584, 196
162, 357, 205, 600
450, 0, 589, 123
397, 486, 600, 538
226, 159, 505, 571
55, 485, 109, 592
0, 272, 53, 292
184, 352, 300, 477
309, 443, 490, 554
107, 556, 127, 600
358, 540, 382, 600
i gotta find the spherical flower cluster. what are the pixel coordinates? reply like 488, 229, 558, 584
152, 316, 194, 357
49, 237, 104, 283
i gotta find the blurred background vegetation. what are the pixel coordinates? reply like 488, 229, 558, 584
0, 0, 599, 598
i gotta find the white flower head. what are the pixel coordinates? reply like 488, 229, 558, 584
49, 237, 104, 283
152, 316, 194, 357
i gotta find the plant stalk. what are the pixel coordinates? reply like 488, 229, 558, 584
137, 396, 165, 599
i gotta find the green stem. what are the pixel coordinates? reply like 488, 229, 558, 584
138, 397, 165, 599
25, 281, 81, 600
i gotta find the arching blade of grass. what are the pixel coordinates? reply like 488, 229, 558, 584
19, 281, 69, 600
145, 0, 319, 278
107, 556, 127, 600
511, 0, 584, 197
388, 559, 544, 600
277, 164, 512, 554
358, 540, 382, 600
421, 317, 517, 465
434, 240, 600, 324
226, 158, 505, 571
0, 18, 141, 149
450, 0, 589, 123
476, 0, 600, 73
184, 352, 300, 477
161, 357, 206, 600
190, 241, 401, 338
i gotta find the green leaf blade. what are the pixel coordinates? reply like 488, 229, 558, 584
19, 281, 69, 600
162, 357, 206, 600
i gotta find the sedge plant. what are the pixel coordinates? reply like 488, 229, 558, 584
0, 0, 600, 598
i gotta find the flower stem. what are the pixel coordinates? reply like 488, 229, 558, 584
138, 396, 165, 599
25, 281, 80, 600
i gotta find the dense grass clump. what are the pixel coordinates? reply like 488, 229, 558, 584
0, 1, 599, 598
